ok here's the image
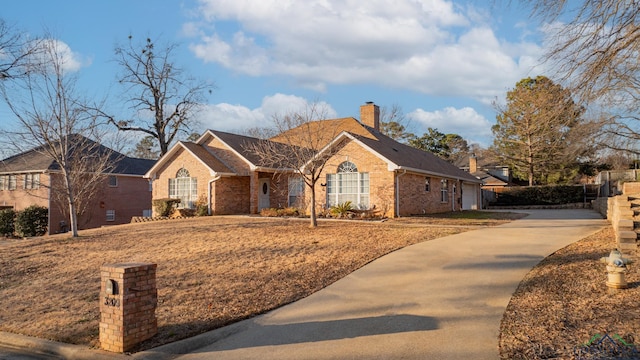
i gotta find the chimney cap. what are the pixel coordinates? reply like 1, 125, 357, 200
365, 101, 374, 105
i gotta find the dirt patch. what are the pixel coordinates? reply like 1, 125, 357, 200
499, 226, 640, 359
0, 212, 520, 352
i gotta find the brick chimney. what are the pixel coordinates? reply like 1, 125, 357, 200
360, 102, 380, 130
469, 153, 477, 173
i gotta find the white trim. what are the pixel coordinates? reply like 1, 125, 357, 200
144, 141, 236, 179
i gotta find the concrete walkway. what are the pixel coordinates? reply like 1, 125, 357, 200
135, 209, 607, 360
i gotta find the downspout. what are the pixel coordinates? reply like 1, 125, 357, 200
396, 169, 407, 218
208, 175, 222, 215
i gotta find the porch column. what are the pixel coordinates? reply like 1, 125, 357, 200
250, 172, 259, 214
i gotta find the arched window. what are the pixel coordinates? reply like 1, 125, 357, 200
169, 168, 197, 208
337, 161, 358, 173
326, 161, 369, 209
176, 168, 190, 178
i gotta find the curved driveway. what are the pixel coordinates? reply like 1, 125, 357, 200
138, 209, 607, 360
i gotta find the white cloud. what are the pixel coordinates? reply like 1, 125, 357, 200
408, 106, 493, 144
188, 0, 542, 101
39, 39, 89, 73
194, 93, 338, 132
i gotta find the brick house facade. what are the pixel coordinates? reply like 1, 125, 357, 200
147, 103, 481, 218
0, 137, 154, 234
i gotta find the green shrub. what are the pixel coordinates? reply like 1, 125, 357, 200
492, 185, 585, 206
152, 198, 181, 217
330, 201, 353, 218
0, 208, 16, 237
15, 205, 48, 237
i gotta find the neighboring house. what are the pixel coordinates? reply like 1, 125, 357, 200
0, 136, 155, 234
145, 103, 482, 217
461, 154, 516, 207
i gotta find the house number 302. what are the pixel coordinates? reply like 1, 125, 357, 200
104, 297, 120, 307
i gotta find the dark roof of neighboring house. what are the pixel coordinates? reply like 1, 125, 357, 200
472, 171, 509, 186
0, 134, 154, 176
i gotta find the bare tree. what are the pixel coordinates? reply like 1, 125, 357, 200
0, 19, 42, 80
522, 1, 640, 152
0, 38, 117, 237
100, 36, 214, 156
245, 103, 343, 228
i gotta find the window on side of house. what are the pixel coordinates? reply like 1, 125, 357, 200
23, 173, 40, 190
288, 176, 305, 207
326, 161, 370, 209
168, 168, 197, 209
425, 177, 430, 192
108, 175, 118, 187
440, 179, 448, 202
8, 175, 16, 190
106, 210, 116, 222
0, 175, 5, 191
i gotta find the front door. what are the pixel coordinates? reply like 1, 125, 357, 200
258, 178, 270, 211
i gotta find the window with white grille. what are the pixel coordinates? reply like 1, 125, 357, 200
326, 161, 369, 209
168, 168, 197, 208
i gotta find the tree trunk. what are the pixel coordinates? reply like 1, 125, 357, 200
63, 171, 79, 237
309, 183, 317, 228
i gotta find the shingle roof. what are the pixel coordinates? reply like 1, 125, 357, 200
0, 134, 154, 176
270, 117, 376, 147
209, 130, 302, 169
277, 118, 478, 182
180, 141, 234, 174
350, 128, 480, 182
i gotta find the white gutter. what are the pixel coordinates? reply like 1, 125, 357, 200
391, 165, 483, 184
396, 169, 406, 217
207, 175, 222, 215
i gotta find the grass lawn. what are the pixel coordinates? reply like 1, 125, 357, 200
0, 211, 521, 352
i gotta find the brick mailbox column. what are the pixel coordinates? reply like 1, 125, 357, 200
100, 262, 158, 352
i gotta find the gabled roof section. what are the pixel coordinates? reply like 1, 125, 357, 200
311, 126, 481, 183
351, 130, 481, 182
269, 117, 377, 147
145, 141, 234, 179
0, 134, 154, 176
203, 130, 302, 170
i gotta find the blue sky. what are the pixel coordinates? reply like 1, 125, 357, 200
1, 0, 547, 147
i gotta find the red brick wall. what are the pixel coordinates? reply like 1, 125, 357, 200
212, 176, 250, 214
397, 173, 461, 215
83, 175, 151, 228
0, 172, 151, 234
0, 173, 50, 210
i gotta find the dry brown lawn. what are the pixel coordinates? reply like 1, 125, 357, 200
499, 226, 640, 359
0, 212, 519, 352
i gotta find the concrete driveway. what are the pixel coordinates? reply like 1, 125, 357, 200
137, 209, 607, 360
